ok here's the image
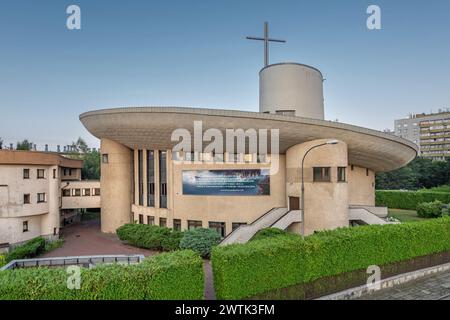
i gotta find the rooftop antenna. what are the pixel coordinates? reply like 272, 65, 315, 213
246, 22, 286, 67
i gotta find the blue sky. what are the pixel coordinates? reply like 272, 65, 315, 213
1, 0, 450, 149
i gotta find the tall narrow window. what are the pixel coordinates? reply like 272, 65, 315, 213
159, 218, 167, 228
173, 219, 181, 231
23, 169, 30, 179
138, 214, 144, 224
337, 167, 346, 182
147, 150, 155, 207
37, 169, 45, 179
147, 216, 155, 226
23, 221, 29, 232
138, 150, 143, 206
37, 193, 46, 203
159, 151, 167, 208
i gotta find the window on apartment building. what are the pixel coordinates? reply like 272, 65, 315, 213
83, 188, 91, 196
350, 165, 354, 171
188, 220, 202, 230
147, 216, 155, 226
37, 169, 45, 179
138, 150, 143, 206
232, 222, 247, 231
23, 221, 29, 232
209, 221, 226, 238
313, 167, 331, 182
147, 150, 155, 207
72, 189, 81, 197
159, 151, 167, 208
366, 168, 370, 176
138, 214, 144, 224
53, 169, 57, 179
37, 193, 46, 203
69, 169, 73, 176
159, 218, 167, 228
173, 219, 181, 231
102, 154, 109, 164
93, 188, 101, 196
62, 189, 71, 197
337, 167, 346, 182
23, 169, 30, 179
23, 194, 31, 204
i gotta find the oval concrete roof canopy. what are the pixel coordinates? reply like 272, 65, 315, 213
80, 106, 418, 172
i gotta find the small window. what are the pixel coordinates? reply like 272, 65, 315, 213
338, 167, 346, 182
63, 168, 68, 176
350, 165, 354, 171
83, 188, 91, 196
93, 188, 101, 196
62, 189, 71, 197
147, 216, 155, 225
23, 169, 30, 179
37, 193, 46, 203
69, 169, 73, 176
138, 214, 144, 224
72, 189, 81, 197
53, 169, 57, 179
159, 218, 167, 228
173, 219, 181, 231
102, 154, 109, 164
23, 221, 29, 232
188, 220, 202, 230
366, 168, 370, 176
37, 169, 45, 179
23, 194, 31, 204
313, 167, 331, 182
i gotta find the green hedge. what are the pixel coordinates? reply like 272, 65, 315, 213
5, 237, 46, 262
211, 217, 450, 299
0, 250, 204, 300
117, 223, 183, 251
417, 200, 445, 218
376, 190, 450, 210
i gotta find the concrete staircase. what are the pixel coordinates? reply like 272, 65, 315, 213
348, 206, 397, 225
271, 210, 302, 230
220, 207, 290, 245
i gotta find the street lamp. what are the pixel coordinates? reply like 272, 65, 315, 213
300, 139, 339, 237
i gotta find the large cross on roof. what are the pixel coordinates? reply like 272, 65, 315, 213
246, 22, 286, 67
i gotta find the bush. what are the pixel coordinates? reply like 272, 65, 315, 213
0, 250, 204, 300
5, 237, 46, 262
180, 228, 221, 258
117, 223, 182, 251
250, 228, 295, 242
417, 200, 444, 218
211, 217, 450, 299
0, 255, 5, 268
376, 190, 450, 210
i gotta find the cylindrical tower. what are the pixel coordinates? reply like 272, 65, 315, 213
259, 63, 324, 119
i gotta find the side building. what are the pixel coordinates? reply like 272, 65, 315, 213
0, 150, 100, 250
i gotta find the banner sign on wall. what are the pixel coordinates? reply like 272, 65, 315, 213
182, 169, 270, 196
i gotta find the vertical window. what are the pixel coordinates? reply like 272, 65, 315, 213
366, 168, 370, 176
138, 214, 144, 224
350, 165, 354, 171
72, 189, 81, 197
173, 219, 181, 231
337, 167, 346, 182
138, 150, 143, 206
147, 151, 155, 207
23, 194, 31, 204
147, 216, 155, 225
209, 221, 226, 238
23, 221, 29, 232
159, 151, 167, 208
69, 169, 73, 176
63, 168, 68, 176
37, 169, 45, 179
93, 188, 101, 196
23, 169, 30, 179
188, 220, 202, 230
37, 193, 46, 203
313, 167, 331, 182
83, 188, 91, 196
53, 169, 57, 179
159, 218, 167, 228
102, 154, 109, 164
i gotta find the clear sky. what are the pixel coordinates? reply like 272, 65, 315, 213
1, 0, 450, 149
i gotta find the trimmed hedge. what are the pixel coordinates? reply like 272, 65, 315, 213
117, 223, 183, 251
5, 237, 46, 262
211, 217, 450, 299
0, 250, 204, 300
376, 190, 450, 210
250, 228, 296, 242
180, 228, 221, 258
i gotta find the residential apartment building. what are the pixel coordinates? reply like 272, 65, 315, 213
394, 110, 450, 160
0, 150, 100, 250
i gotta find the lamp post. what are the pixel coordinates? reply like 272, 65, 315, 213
300, 140, 339, 237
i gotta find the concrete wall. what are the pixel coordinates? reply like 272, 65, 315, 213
347, 165, 375, 206
100, 138, 133, 233
286, 139, 349, 235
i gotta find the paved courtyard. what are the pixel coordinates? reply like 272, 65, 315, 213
40, 218, 157, 258
357, 270, 450, 300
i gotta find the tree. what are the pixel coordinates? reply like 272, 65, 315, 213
16, 139, 32, 150
81, 150, 100, 180
69, 137, 89, 154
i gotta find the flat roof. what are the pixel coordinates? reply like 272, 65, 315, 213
80, 106, 418, 172
0, 150, 83, 168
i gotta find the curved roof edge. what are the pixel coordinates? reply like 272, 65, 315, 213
259, 62, 324, 79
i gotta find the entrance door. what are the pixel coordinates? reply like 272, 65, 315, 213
289, 197, 300, 211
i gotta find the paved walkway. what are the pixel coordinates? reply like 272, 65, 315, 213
40, 219, 157, 258
356, 270, 450, 300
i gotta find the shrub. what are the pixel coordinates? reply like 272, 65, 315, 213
44, 239, 65, 252
0, 250, 204, 300
5, 237, 46, 262
376, 190, 450, 210
180, 228, 221, 258
116, 223, 181, 251
250, 228, 295, 242
0, 255, 5, 268
417, 200, 444, 218
211, 217, 450, 299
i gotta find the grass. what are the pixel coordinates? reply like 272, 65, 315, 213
388, 209, 428, 222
